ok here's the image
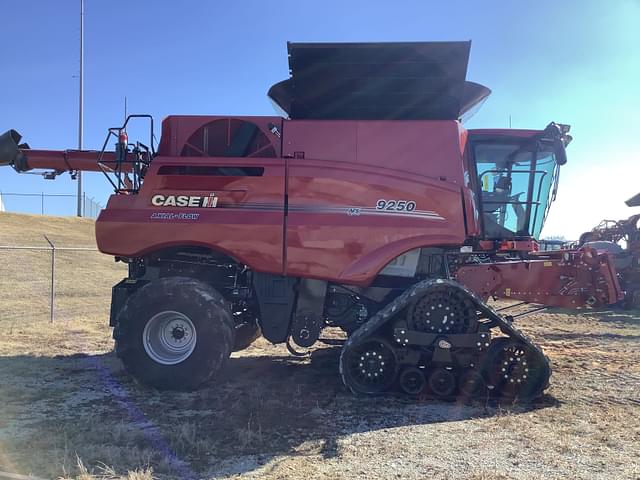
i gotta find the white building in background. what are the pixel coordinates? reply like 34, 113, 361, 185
0, 193, 4, 212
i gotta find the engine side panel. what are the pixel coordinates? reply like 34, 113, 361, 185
96, 156, 286, 274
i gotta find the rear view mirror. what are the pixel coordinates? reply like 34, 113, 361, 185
554, 137, 567, 165
541, 122, 570, 165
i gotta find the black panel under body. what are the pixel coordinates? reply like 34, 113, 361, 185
252, 272, 298, 343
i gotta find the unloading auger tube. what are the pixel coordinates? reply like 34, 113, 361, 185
339, 278, 551, 401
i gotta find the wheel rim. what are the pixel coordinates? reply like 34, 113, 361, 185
343, 338, 398, 394
143, 311, 197, 365
487, 340, 547, 399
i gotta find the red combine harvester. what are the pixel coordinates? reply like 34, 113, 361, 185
577, 193, 640, 308
0, 42, 622, 400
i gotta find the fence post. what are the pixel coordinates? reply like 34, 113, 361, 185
41, 192, 44, 215
44, 235, 55, 323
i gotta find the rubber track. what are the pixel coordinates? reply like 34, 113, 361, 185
339, 278, 552, 397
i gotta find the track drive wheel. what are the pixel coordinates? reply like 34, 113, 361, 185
482, 337, 550, 401
407, 286, 477, 334
115, 277, 235, 390
340, 337, 398, 395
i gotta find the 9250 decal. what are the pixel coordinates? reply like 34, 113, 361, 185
376, 199, 417, 211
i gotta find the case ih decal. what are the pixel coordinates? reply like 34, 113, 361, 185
151, 193, 218, 208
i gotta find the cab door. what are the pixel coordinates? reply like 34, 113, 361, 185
468, 134, 559, 240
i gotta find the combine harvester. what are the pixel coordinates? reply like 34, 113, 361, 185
0, 42, 622, 400
578, 193, 640, 308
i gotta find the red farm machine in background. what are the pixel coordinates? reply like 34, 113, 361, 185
0, 42, 622, 401
577, 193, 640, 308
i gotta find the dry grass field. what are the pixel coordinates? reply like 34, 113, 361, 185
0, 212, 638, 479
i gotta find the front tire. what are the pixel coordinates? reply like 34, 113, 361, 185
114, 277, 235, 390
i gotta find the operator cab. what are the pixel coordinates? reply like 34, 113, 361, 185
468, 122, 571, 240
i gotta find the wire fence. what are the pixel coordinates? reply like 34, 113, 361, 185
0, 238, 125, 325
0, 192, 103, 218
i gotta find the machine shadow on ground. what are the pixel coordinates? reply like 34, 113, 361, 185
0, 344, 559, 478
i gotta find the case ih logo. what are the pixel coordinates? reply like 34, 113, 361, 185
151, 193, 218, 208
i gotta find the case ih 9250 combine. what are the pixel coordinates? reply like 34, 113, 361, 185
0, 42, 622, 400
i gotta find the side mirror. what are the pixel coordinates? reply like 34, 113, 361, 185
542, 122, 570, 165
554, 137, 567, 165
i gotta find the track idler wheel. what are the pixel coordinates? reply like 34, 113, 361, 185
482, 338, 550, 401
399, 367, 426, 395
428, 368, 457, 398
340, 337, 398, 395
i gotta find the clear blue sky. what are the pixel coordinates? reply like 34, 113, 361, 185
1, 0, 638, 238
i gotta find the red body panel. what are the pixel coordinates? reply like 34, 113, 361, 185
285, 159, 466, 283
282, 120, 466, 182
96, 117, 470, 285
96, 155, 286, 274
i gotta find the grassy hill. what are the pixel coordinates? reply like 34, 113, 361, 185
0, 212, 125, 355
0, 211, 99, 246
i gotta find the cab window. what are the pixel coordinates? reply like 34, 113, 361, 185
474, 141, 558, 239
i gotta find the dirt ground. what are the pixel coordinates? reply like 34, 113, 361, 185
0, 213, 639, 479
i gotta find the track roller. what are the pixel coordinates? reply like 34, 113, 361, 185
399, 367, 426, 395
428, 368, 457, 398
458, 370, 485, 397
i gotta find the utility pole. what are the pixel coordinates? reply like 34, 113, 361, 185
77, 0, 84, 217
